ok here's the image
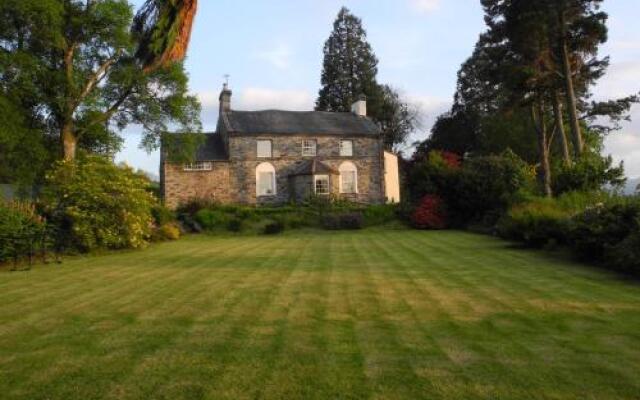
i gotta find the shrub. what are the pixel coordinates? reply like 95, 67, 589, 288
553, 154, 626, 195
497, 199, 571, 247
152, 205, 176, 226
567, 201, 640, 262
42, 156, 156, 251
339, 213, 364, 230
447, 151, 534, 226
362, 204, 398, 226
609, 231, 640, 275
153, 223, 181, 241
0, 201, 47, 263
411, 195, 447, 230
408, 150, 533, 227
195, 209, 229, 230
322, 212, 364, 230
226, 218, 244, 232
263, 220, 285, 235
282, 213, 313, 229
176, 198, 219, 217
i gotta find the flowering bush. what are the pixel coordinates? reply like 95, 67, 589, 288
152, 223, 181, 241
439, 151, 462, 169
411, 195, 447, 230
42, 156, 157, 251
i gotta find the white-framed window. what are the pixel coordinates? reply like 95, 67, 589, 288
340, 140, 354, 157
256, 162, 277, 196
302, 139, 317, 157
339, 161, 358, 194
183, 162, 213, 171
257, 139, 272, 158
315, 175, 330, 195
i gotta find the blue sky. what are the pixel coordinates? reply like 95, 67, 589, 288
117, 0, 640, 179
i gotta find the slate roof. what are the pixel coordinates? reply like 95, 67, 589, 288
290, 159, 339, 176
221, 110, 380, 136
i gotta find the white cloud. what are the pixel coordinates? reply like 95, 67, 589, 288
237, 88, 314, 111
410, 0, 441, 14
592, 61, 640, 99
604, 111, 640, 178
593, 60, 640, 178
253, 43, 293, 70
403, 94, 451, 151
195, 87, 315, 130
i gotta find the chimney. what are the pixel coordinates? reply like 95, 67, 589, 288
219, 83, 232, 113
351, 95, 367, 117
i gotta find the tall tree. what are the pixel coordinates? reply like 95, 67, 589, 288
550, 0, 608, 157
0, 0, 201, 161
316, 7, 380, 114
316, 7, 419, 151
377, 85, 422, 152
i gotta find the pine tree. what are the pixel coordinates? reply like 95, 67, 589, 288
316, 7, 380, 114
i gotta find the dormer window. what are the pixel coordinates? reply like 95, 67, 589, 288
302, 140, 317, 157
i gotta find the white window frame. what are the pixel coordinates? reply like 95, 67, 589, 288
340, 140, 354, 157
339, 161, 358, 194
302, 139, 317, 157
183, 162, 213, 171
314, 174, 330, 195
256, 162, 277, 197
257, 139, 272, 158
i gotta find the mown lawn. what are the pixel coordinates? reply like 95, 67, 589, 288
1, 230, 639, 400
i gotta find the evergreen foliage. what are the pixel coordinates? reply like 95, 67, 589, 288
316, 7, 419, 151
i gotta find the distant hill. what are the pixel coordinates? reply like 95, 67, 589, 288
625, 177, 640, 195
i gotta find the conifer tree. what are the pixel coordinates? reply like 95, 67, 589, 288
316, 7, 419, 151
316, 7, 380, 114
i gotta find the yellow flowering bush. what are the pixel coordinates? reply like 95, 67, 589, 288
42, 156, 157, 251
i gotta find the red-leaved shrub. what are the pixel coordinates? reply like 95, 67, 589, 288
412, 195, 447, 229
440, 151, 462, 169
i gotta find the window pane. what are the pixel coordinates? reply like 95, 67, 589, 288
302, 140, 317, 156
315, 176, 329, 195
184, 162, 212, 171
258, 172, 275, 195
340, 140, 353, 156
257, 140, 272, 158
341, 171, 356, 193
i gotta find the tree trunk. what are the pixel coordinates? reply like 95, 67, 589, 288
61, 123, 77, 161
553, 89, 572, 166
559, 11, 584, 157
532, 102, 553, 198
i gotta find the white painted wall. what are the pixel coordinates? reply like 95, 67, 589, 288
384, 152, 401, 204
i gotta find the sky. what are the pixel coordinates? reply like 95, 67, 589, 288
117, 0, 640, 179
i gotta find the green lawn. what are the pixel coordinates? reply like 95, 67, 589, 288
1, 230, 640, 400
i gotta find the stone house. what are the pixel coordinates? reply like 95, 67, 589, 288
161, 85, 400, 208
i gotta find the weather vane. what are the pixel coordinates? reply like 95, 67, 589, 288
223, 74, 230, 89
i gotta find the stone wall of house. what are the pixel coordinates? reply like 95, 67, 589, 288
162, 134, 386, 207
163, 162, 231, 208
227, 135, 385, 205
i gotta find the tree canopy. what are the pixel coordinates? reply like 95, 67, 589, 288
419, 0, 637, 196
0, 0, 201, 164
